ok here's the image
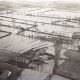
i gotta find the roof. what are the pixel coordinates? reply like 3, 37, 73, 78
64, 49, 80, 61
57, 60, 80, 80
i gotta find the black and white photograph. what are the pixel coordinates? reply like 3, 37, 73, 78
0, 0, 80, 80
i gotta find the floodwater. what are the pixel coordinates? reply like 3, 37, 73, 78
17, 69, 51, 80
0, 8, 80, 37
0, 8, 80, 80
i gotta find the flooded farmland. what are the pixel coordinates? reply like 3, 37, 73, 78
0, 1, 80, 80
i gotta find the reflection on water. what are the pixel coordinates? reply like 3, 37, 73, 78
17, 69, 49, 80
0, 8, 80, 80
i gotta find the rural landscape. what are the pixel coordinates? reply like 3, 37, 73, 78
0, 0, 80, 80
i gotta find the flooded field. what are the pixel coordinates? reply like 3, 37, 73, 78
0, 3, 80, 80
0, 8, 80, 38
